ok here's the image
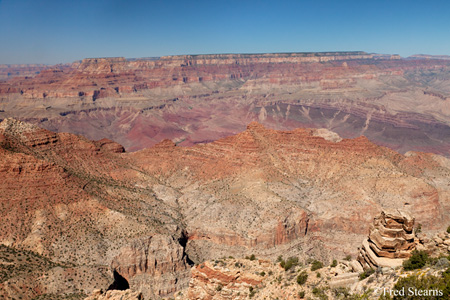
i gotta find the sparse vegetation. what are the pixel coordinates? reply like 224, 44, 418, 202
402, 250, 429, 270
0, 244, 63, 283
392, 271, 450, 299
246, 254, 256, 261
344, 254, 352, 261
311, 259, 324, 271
312, 287, 329, 300
249, 286, 256, 298
32, 293, 87, 300
358, 268, 375, 280
330, 259, 337, 267
447, 225, 450, 234
279, 256, 299, 271
415, 223, 422, 234
296, 271, 308, 285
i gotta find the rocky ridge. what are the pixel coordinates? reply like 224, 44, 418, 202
0, 53, 449, 155
167, 223, 450, 300
110, 235, 191, 299
1, 119, 450, 299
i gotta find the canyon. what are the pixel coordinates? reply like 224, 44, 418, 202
1, 118, 450, 299
1, 51, 450, 299
0, 52, 449, 156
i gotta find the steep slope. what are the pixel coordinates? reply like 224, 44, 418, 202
128, 122, 450, 263
1, 119, 449, 299
0, 119, 189, 299
0, 53, 449, 156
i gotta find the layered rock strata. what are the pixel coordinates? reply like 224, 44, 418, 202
110, 235, 191, 299
358, 210, 416, 270
84, 289, 143, 300
1, 119, 450, 299
0, 53, 449, 156
187, 260, 265, 300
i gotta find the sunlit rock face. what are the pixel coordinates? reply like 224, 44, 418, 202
1, 118, 450, 299
1, 53, 449, 156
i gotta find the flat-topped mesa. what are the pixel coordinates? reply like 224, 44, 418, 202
160, 51, 375, 66
357, 210, 416, 270
79, 57, 127, 65
77, 57, 128, 73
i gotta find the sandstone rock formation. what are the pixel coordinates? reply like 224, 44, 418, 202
357, 210, 416, 270
0, 63, 50, 80
110, 235, 191, 299
187, 260, 265, 300
416, 231, 450, 256
1, 119, 450, 299
84, 289, 143, 300
0, 53, 449, 156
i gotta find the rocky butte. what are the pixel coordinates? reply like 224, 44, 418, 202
0, 118, 450, 299
0, 52, 449, 156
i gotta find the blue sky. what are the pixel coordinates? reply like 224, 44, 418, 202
1, 0, 450, 64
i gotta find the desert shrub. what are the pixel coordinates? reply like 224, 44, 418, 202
296, 271, 308, 285
415, 223, 422, 234
344, 254, 352, 261
403, 250, 429, 271
332, 287, 350, 297
434, 257, 450, 269
280, 256, 299, 271
447, 225, 450, 234
245, 254, 256, 261
298, 290, 305, 298
392, 273, 450, 299
330, 259, 337, 267
249, 286, 256, 298
359, 268, 375, 280
311, 259, 324, 271
312, 287, 328, 300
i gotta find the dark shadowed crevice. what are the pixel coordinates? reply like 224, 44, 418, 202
179, 230, 194, 266
305, 218, 309, 236
107, 269, 129, 291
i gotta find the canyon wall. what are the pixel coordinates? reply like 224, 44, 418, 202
0, 52, 449, 156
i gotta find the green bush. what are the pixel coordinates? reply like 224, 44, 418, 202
344, 254, 352, 261
280, 256, 299, 271
403, 250, 429, 271
311, 259, 324, 271
392, 272, 450, 299
249, 286, 256, 298
415, 223, 422, 234
297, 271, 308, 285
330, 259, 337, 267
298, 291, 305, 298
358, 268, 375, 280
245, 254, 256, 261
447, 225, 450, 234
312, 287, 329, 300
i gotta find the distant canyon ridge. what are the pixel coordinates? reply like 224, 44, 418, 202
0, 51, 450, 156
